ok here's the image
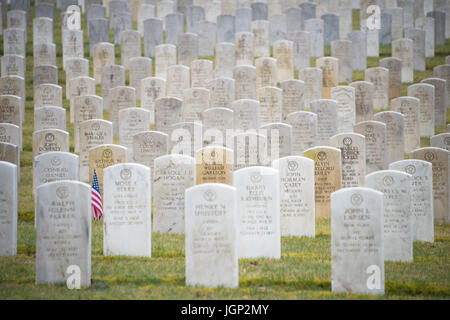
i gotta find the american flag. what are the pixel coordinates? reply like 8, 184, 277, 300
91, 169, 103, 220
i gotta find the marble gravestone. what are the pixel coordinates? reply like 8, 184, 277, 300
354, 120, 387, 174
260, 122, 292, 160
89, 144, 128, 195
109, 86, 137, 136
34, 84, 62, 109
195, 146, 233, 185
101, 65, 126, 110
391, 96, 421, 153
410, 147, 449, 224
392, 38, 414, 83
350, 81, 374, 123
214, 42, 235, 78
93, 42, 115, 84
103, 163, 151, 257
202, 107, 234, 148
190, 60, 213, 89
153, 154, 195, 234
305, 18, 324, 57
72, 95, 103, 152
303, 146, 342, 219
34, 106, 66, 132
433, 64, 450, 110
389, 160, 434, 242
310, 99, 338, 146
379, 57, 402, 100
281, 79, 305, 119
78, 119, 113, 182
185, 183, 238, 288
132, 131, 169, 170
140, 77, 166, 125
165, 65, 190, 100
331, 86, 356, 134
330, 133, 366, 188
33, 152, 79, 192
331, 187, 385, 295
405, 28, 426, 71
273, 40, 294, 83
373, 111, 405, 165
0, 161, 17, 256
35, 181, 91, 286
272, 156, 315, 238
407, 83, 435, 138
182, 88, 210, 123
331, 40, 352, 83
257, 86, 282, 127
365, 170, 413, 262
234, 166, 280, 259
251, 20, 270, 57
129, 57, 153, 98
365, 67, 389, 110
32, 129, 69, 159
233, 65, 256, 100
230, 99, 260, 131
209, 77, 235, 109
118, 108, 151, 159
292, 31, 312, 71
155, 97, 183, 135
255, 57, 277, 90
169, 122, 203, 158
430, 133, 450, 152
347, 31, 367, 71
285, 111, 317, 155
232, 132, 268, 170
0, 123, 20, 150
317, 57, 339, 99
421, 78, 446, 127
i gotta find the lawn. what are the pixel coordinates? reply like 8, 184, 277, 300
0, 6, 449, 299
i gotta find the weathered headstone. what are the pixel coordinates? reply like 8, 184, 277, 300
36, 181, 91, 286
410, 147, 449, 223
165, 65, 190, 99
331, 187, 385, 295
195, 146, 233, 185
365, 67, 389, 110
155, 97, 183, 134
185, 183, 238, 288
391, 96, 421, 152
392, 38, 414, 83
234, 166, 280, 258
0, 161, 17, 256
214, 42, 235, 78
271, 156, 315, 237
103, 163, 151, 257
155, 44, 177, 79
285, 111, 317, 154
354, 120, 387, 173
407, 83, 435, 137
78, 119, 113, 181
305, 18, 324, 57
34, 106, 66, 132
389, 159, 434, 242
153, 154, 195, 234
303, 146, 342, 218
33, 152, 78, 192
373, 111, 405, 165
379, 57, 402, 100
331, 86, 356, 133
421, 78, 446, 127
330, 132, 366, 188
89, 144, 128, 195
365, 170, 413, 262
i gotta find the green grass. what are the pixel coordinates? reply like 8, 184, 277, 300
0, 6, 449, 300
